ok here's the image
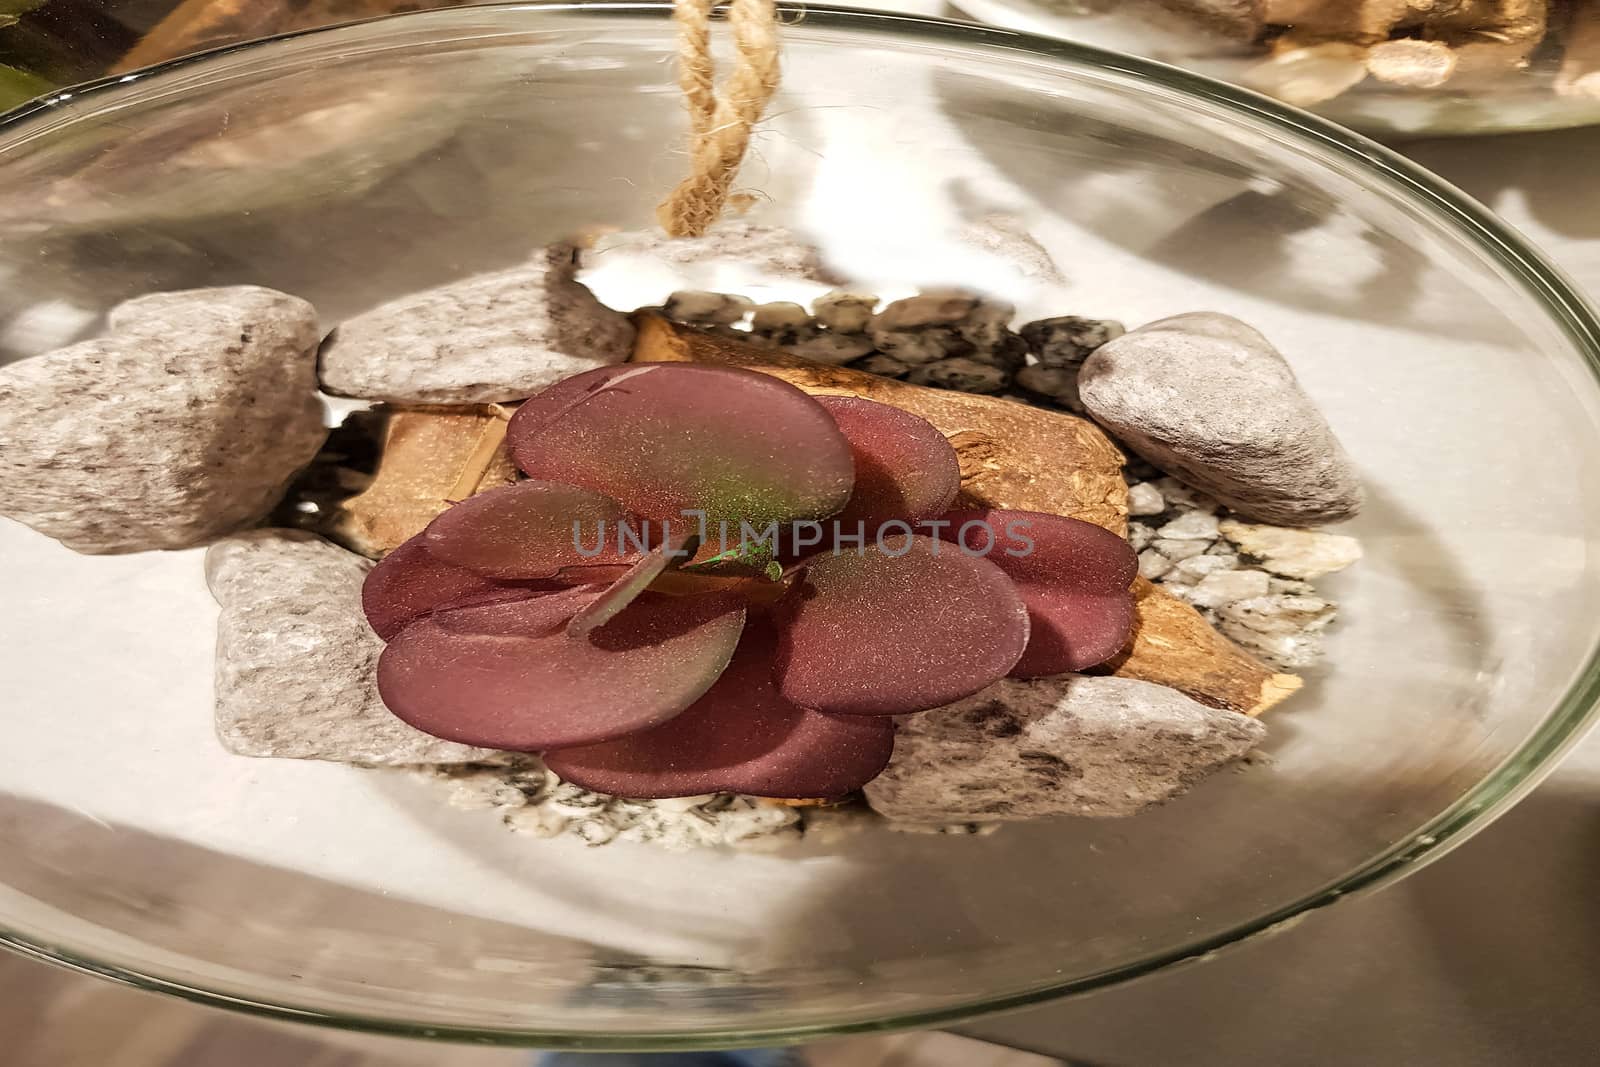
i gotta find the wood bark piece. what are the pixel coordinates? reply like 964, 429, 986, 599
1100, 579, 1301, 716
1265, 0, 1412, 42
631, 314, 1130, 535
326, 404, 519, 558
631, 315, 1299, 716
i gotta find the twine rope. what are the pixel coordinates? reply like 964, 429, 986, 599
657, 0, 781, 237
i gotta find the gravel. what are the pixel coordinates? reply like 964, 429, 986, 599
418, 758, 870, 851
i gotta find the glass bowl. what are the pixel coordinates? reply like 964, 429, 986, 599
955, 0, 1600, 136
2, 2, 1600, 1050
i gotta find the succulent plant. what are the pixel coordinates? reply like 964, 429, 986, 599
362, 363, 1137, 799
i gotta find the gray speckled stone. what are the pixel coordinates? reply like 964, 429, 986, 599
206, 529, 493, 765
1079, 312, 1363, 525
1019, 315, 1125, 368
0, 286, 326, 554
319, 245, 633, 403
906, 356, 1011, 394
864, 675, 1265, 822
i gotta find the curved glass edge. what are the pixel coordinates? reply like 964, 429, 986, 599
2, 1, 1599, 1049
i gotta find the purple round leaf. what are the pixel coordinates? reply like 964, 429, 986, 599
773, 534, 1029, 715
566, 529, 700, 639
546, 625, 896, 799
423, 480, 647, 580
376, 591, 745, 750
938, 509, 1136, 676
363, 535, 533, 641
815, 396, 960, 531
507, 364, 855, 527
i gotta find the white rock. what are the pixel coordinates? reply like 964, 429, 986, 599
206, 529, 494, 765
1171, 553, 1239, 584
1128, 522, 1156, 552
0, 286, 327, 554
1080, 312, 1364, 525
864, 676, 1265, 822
1218, 594, 1337, 670
1127, 481, 1166, 516
1188, 568, 1272, 609
1152, 476, 1220, 513
1157, 510, 1221, 541
812, 291, 878, 333
1138, 548, 1174, 580
1154, 538, 1208, 561
319, 245, 634, 403
1219, 518, 1364, 579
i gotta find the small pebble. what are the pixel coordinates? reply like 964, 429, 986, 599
869, 291, 990, 366
812, 291, 878, 333
1170, 553, 1238, 584
1014, 364, 1081, 410
1154, 538, 1208, 561
1188, 568, 1271, 609
1217, 594, 1337, 670
1219, 518, 1363, 579
1128, 522, 1156, 552
1152, 477, 1221, 514
907, 357, 1010, 394
965, 331, 1030, 371
1138, 549, 1174, 580
1127, 482, 1166, 517
1020, 316, 1126, 368
870, 326, 966, 365
1270, 577, 1317, 595
872, 291, 980, 331
790, 332, 877, 365
750, 301, 818, 345
1158, 510, 1222, 541
853, 352, 914, 379
664, 290, 753, 325
960, 303, 1029, 370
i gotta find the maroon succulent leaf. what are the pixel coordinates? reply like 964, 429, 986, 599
772, 534, 1029, 715
431, 585, 600, 637
362, 535, 547, 641
423, 479, 646, 580
814, 396, 960, 531
507, 364, 856, 528
376, 591, 746, 750
545, 624, 895, 799
565, 530, 701, 639
937, 509, 1137, 676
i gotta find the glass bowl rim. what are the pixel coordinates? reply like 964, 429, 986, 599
3, 0, 1600, 1049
